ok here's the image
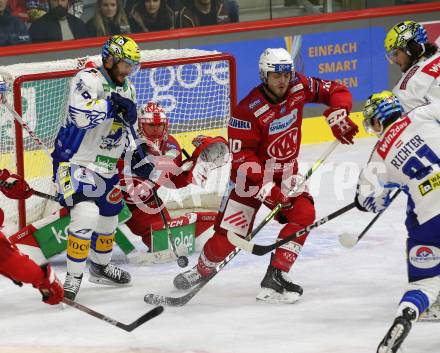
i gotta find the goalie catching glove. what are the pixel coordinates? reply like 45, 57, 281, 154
0, 169, 33, 200
185, 135, 229, 187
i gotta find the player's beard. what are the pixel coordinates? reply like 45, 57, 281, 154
109, 64, 126, 86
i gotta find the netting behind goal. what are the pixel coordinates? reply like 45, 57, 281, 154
0, 49, 236, 228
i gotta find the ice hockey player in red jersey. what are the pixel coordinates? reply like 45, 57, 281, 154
0, 170, 64, 305
119, 102, 228, 250
173, 47, 359, 303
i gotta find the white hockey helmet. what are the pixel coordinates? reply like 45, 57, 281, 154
259, 48, 294, 83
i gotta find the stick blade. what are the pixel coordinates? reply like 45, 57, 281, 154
227, 231, 254, 253
124, 306, 164, 332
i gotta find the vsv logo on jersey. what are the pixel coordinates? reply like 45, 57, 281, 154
229, 117, 251, 130
68, 105, 107, 128
269, 109, 298, 135
377, 116, 411, 159
267, 128, 299, 160
409, 245, 440, 269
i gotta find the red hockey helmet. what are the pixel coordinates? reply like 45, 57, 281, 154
138, 102, 168, 146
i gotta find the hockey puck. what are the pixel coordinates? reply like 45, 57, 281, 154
177, 256, 189, 268
339, 232, 358, 248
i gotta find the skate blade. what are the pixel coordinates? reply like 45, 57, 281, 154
88, 275, 132, 286
256, 288, 301, 304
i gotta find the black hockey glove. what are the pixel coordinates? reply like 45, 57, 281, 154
131, 145, 155, 180
110, 92, 137, 126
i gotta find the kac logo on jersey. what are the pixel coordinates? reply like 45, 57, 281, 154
409, 245, 440, 269
269, 109, 298, 135
229, 117, 251, 130
267, 127, 299, 160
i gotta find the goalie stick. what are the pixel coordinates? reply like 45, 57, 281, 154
63, 298, 164, 332
227, 202, 356, 255
128, 124, 189, 268
143, 142, 340, 306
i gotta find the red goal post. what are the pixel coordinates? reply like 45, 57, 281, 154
0, 49, 236, 228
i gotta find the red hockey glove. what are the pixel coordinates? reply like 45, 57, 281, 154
256, 183, 292, 209
324, 107, 359, 145
37, 264, 64, 305
0, 169, 33, 200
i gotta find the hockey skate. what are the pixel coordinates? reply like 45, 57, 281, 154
88, 262, 131, 286
173, 265, 206, 290
63, 272, 83, 300
256, 264, 303, 304
377, 307, 416, 353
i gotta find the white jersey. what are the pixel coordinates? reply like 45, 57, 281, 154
357, 103, 440, 225
52, 67, 136, 177
392, 51, 440, 111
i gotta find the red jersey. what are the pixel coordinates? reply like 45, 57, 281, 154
119, 134, 191, 207
228, 72, 352, 186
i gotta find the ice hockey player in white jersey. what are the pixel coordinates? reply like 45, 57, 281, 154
51, 35, 151, 300
355, 91, 440, 353
385, 20, 440, 111
385, 20, 440, 320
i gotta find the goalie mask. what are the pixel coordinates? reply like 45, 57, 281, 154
138, 102, 168, 149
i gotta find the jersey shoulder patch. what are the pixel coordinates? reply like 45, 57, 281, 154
421, 55, 440, 79
400, 65, 419, 90
376, 116, 411, 159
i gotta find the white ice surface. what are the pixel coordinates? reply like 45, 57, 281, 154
0, 138, 438, 353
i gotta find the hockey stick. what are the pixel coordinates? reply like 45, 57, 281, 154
128, 124, 189, 268
143, 141, 340, 306
247, 139, 340, 240
4, 102, 53, 160
62, 298, 164, 332
144, 237, 248, 306
339, 189, 402, 248
0, 178, 58, 201
227, 202, 356, 255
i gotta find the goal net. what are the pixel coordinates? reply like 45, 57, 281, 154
0, 49, 236, 228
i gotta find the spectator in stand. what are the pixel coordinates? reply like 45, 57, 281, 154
86, 0, 130, 37
7, 0, 48, 25
129, 0, 174, 33
176, 0, 238, 28
0, 0, 30, 46
29, 0, 87, 43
